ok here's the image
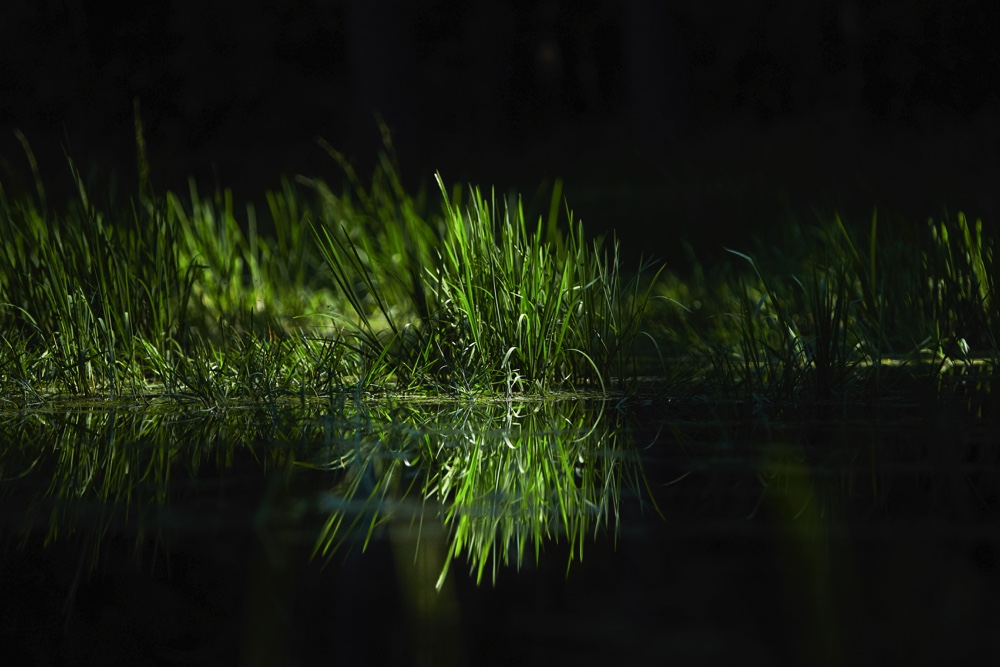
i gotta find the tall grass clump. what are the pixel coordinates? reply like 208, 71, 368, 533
0, 136, 199, 397
306, 145, 443, 389
432, 176, 662, 391
0, 131, 349, 402
313, 164, 662, 393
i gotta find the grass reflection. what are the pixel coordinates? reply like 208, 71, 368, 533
0, 406, 303, 568
309, 398, 646, 587
0, 398, 652, 588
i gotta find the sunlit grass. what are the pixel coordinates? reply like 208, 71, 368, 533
0, 134, 662, 404
0, 128, 996, 408
3, 124, 997, 600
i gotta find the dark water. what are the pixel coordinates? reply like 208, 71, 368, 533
1, 395, 998, 666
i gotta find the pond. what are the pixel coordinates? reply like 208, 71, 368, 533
1, 392, 998, 666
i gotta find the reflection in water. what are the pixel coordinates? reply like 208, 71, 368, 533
3, 397, 996, 580
0, 399, 650, 586
1, 407, 299, 568
2, 396, 998, 664
0, 398, 652, 664
309, 399, 646, 588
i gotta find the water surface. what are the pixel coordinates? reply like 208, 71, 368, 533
1, 394, 997, 665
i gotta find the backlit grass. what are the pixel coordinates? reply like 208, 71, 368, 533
0, 132, 996, 407
2, 129, 997, 591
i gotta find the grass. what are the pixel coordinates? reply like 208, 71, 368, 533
0, 132, 664, 406
2, 127, 997, 587
1, 130, 996, 408
649, 210, 997, 405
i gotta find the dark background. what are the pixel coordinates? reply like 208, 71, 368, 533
2, 0, 999, 266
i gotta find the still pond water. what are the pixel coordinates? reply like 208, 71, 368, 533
1, 392, 998, 666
